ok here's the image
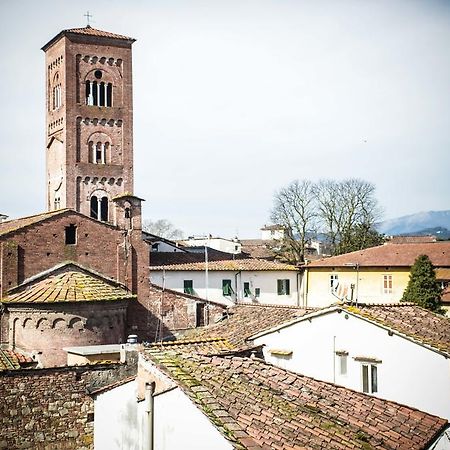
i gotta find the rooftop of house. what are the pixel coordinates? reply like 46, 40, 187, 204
150, 258, 298, 272
2, 262, 135, 304
146, 337, 236, 355
307, 242, 450, 268
0, 349, 34, 371
182, 303, 309, 349
250, 302, 450, 357
149, 249, 247, 266
143, 349, 447, 449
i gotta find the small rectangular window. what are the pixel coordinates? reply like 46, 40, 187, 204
277, 279, 290, 295
255, 288, 260, 297
243, 282, 251, 297
65, 225, 77, 245
339, 355, 347, 375
222, 279, 233, 296
383, 275, 393, 294
362, 363, 378, 394
184, 280, 194, 295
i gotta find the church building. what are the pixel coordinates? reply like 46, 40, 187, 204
0, 25, 225, 366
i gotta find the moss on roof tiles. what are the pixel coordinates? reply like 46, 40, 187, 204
144, 350, 446, 450
2, 267, 135, 304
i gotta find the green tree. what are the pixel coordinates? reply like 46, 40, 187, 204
402, 254, 444, 313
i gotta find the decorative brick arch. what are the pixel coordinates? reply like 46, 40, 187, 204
51, 318, 66, 329
68, 317, 83, 330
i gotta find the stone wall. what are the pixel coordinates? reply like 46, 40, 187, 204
0, 362, 136, 450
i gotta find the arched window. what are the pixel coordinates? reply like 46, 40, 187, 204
90, 195, 98, 220
85, 70, 113, 107
90, 195, 109, 222
52, 73, 62, 110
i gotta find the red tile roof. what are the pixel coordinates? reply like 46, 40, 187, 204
183, 303, 310, 348
342, 303, 450, 355
307, 242, 450, 267
151, 258, 298, 272
64, 25, 134, 41
2, 263, 135, 304
251, 303, 450, 357
42, 26, 135, 51
144, 350, 447, 449
0, 350, 34, 371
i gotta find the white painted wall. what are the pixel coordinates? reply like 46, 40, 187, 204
150, 270, 301, 306
94, 380, 140, 450
153, 388, 233, 450
151, 240, 186, 252
261, 228, 285, 240
180, 238, 241, 254
94, 377, 233, 450
252, 310, 450, 420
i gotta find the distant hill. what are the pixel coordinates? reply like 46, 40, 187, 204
378, 210, 450, 237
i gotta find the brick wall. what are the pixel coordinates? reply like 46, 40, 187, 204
0, 363, 136, 450
144, 284, 227, 341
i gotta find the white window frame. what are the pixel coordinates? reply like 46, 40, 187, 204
382, 274, 393, 295
361, 363, 378, 394
335, 351, 348, 376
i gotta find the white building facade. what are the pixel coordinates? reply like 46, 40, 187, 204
150, 266, 302, 306
251, 306, 450, 420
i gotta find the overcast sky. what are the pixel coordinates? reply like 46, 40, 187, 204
0, 0, 449, 238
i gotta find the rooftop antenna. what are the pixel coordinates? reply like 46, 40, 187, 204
84, 11, 93, 27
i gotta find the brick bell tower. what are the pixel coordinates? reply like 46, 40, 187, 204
42, 26, 136, 224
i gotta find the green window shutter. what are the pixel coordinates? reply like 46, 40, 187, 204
277, 279, 283, 295
222, 279, 232, 296
285, 279, 290, 295
243, 282, 251, 297
184, 280, 194, 294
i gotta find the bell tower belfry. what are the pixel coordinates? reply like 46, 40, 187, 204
42, 26, 136, 223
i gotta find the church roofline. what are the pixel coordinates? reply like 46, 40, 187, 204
0, 208, 117, 238
41, 25, 136, 52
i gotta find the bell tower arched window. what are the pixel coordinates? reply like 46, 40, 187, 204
90, 194, 109, 223
52, 73, 62, 110
88, 137, 110, 164
85, 70, 113, 107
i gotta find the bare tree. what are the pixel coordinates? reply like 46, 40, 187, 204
316, 178, 382, 255
142, 219, 184, 240
271, 178, 383, 261
271, 180, 318, 262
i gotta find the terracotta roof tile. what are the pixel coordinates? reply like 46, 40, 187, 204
2, 263, 135, 304
41, 26, 135, 51
307, 242, 450, 267
151, 258, 298, 272
0, 350, 34, 371
144, 350, 447, 449
183, 304, 310, 348
342, 303, 450, 356
150, 250, 248, 266
64, 25, 134, 41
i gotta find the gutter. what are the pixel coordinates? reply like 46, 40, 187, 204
145, 382, 155, 450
